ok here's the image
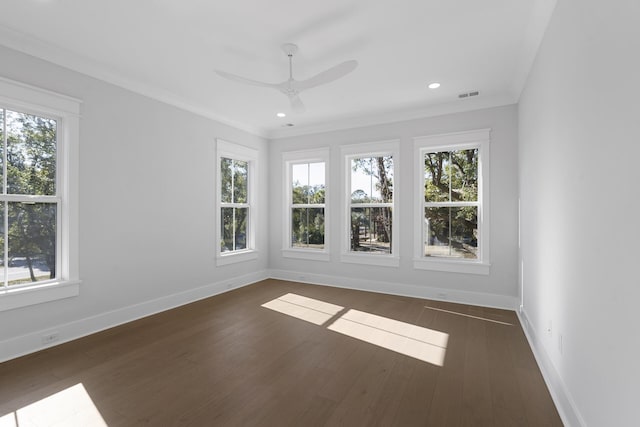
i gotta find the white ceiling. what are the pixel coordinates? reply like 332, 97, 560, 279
0, 0, 555, 138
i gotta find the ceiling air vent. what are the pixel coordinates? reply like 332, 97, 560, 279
458, 91, 480, 99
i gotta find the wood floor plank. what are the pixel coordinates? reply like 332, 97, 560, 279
0, 279, 563, 426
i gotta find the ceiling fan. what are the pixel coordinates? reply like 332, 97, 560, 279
215, 43, 358, 113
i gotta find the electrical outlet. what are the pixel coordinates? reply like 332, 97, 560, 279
41, 332, 60, 345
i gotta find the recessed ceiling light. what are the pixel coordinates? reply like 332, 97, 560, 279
276, 112, 286, 118
428, 82, 441, 89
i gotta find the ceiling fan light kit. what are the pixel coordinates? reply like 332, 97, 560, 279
216, 43, 358, 114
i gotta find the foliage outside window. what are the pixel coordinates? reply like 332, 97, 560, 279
0, 108, 59, 288
349, 156, 394, 255
414, 129, 490, 275
291, 162, 325, 249
220, 158, 248, 253
423, 148, 479, 259
216, 139, 257, 266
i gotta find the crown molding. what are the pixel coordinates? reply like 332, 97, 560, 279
0, 25, 269, 138
0, 22, 531, 142
267, 93, 517, 140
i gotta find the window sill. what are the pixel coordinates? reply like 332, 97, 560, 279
340, 253, 399, 267
282, 249, 330, 262
0, 280, 81, 312
413, 258, 490, 275
216, 249, 259, 266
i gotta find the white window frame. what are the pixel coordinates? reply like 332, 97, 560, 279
413, 129, 491, 275
341, 140, 399, 267
282, 148, 330, 262
216, 139, 258, 266
0, 77, 81, 312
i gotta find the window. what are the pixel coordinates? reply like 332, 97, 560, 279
341, 140, 399, 267
0, 77, 80, 312
282, 149, 329, 261
216, 139, 258, 265
414, 129, 490, 274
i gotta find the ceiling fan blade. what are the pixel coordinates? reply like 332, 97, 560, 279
295, 60, 358, 91
215, 70, 278, 88
290, 95, 305, 113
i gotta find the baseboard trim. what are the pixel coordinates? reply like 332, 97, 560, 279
0, 269, 269, 363
516, 309, 586, 427
268, 269, 518, 310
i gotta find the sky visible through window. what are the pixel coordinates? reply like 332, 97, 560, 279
291, 162, 385, 198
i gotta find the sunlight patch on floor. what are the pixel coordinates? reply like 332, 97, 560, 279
328, 309, 448, 366
262, 293, 448, 366
425, 306, 513, 326
0, 383, 106, 427
261, 293, 344, 325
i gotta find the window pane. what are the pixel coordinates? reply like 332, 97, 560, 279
351, 156, 393, 203
424, 152, 451, 202
309, 162, 325, 204
221, 207, 248, 252
350, 207, 392, 254
450, 149, 478, 202
220, 208, 249, 252
220, 158, 233, 203
292, 163, 309, 204
6, 110, 57, 196
234, 207, 247, 250
291, 208, 324, 249
424, 207, 478, 259
221, 207, 234, 251
233, 160, 248, 204
7, 202, 57, 286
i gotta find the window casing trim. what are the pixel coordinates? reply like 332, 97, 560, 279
340, 140, 400, 267
282, 148, 330, 261
0, 77, 81, 311
413, 129, 490, 275
216, 139, 258, 266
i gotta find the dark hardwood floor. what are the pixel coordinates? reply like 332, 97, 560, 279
0, 279, 562, 426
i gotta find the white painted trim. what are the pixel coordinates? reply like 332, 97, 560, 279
340, 140, 400, 263
216, 139, 259, 264
0, 77, 81, 305
0, 280, 80, 312
413, 258, 490, 275
282, 148, 330, 256
281, 249, 330, 262
517, 309, 586, 427
269, 269, 518, 311
0, 76, 81, 116
340, 253, 399, 267
0, 270, 269, 363
268, 94, 516, 139
216, 250, 259, 266
0, 27, 267, 138
413, 129, 491, 273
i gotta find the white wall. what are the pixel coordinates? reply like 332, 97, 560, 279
0, 46, 270, 361
269, 105, 519, 308
518, 0, 640, 425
